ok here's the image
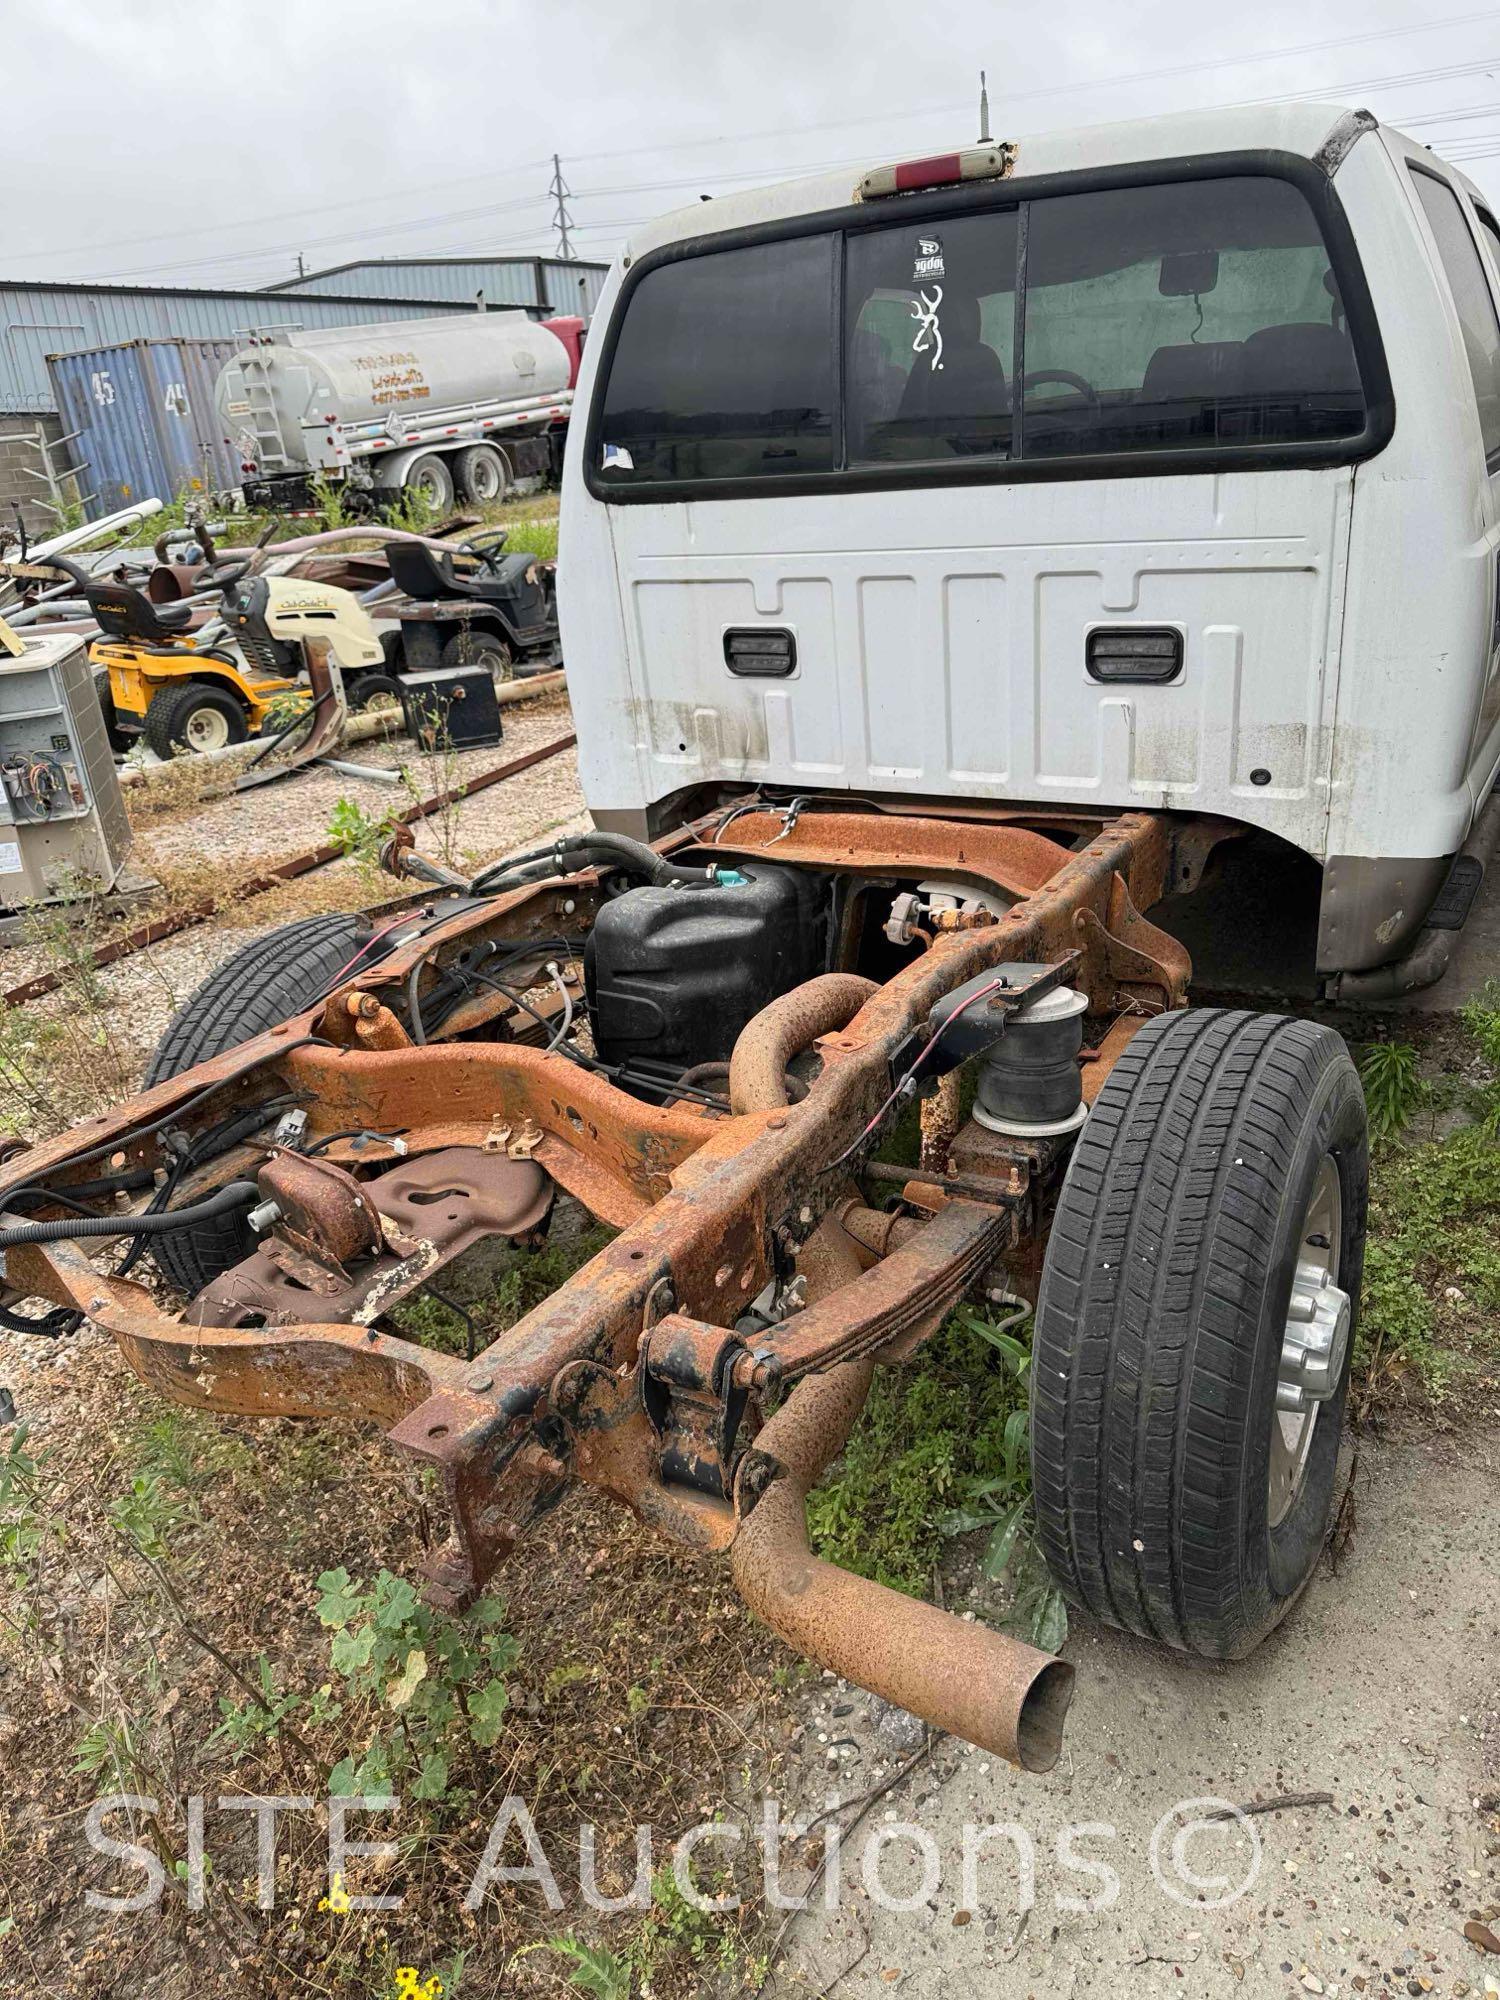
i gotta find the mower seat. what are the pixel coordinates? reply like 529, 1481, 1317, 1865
85, 580, 195, 644
385, 541, 536, 608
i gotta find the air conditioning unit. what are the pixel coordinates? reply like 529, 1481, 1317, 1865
0, 631, 132, 914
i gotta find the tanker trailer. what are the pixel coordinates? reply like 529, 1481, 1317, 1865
215, 312, 582, 514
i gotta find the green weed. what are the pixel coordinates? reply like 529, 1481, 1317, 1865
1461, 980, 1500, 1133
501, 520, 559, 563
389, 1227, 614, 1355
518, 1936, 630, 2000
935, 1305, 1068, 1651
310, 1566, 519, 1803
327, 794, 401, 866
525, 1862, 747, 1997
1359, 1040, 1427, 1141
807, 1308, 1030, 1592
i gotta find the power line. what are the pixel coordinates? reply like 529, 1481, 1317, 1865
1396, 100, 1500, 127
547, 59, 1500, 219
25, 16, 1500, 290
74, 191, 556, 286
559, 6, 1500, 170
5, 156, 553, 275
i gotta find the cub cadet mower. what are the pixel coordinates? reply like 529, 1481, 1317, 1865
49, 552, 387, 757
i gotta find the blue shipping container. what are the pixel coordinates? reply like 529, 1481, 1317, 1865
48, 337, 244, 518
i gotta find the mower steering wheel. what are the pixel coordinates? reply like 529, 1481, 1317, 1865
464, 529, 509, 573
204, 557, 253, 594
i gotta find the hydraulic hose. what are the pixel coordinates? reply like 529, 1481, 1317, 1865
0, 1180, 259, 1252
571, 832, 703, 886
473, 830, 709, 895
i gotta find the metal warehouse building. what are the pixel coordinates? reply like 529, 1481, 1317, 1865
261, 255, 609, 320
0, 254, 605, 530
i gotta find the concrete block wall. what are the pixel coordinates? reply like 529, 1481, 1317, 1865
0, 414, 77, 538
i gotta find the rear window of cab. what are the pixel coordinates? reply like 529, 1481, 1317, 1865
591, 167, 1384, 494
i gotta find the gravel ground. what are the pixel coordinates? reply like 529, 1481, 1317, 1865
133, 689, 581, 874
773, 1428, 1500, 2000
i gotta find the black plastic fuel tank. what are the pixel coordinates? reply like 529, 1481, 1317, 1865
584, 861, 832, 1075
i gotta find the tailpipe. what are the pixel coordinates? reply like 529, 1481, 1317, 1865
729, 1357, 1074, 1773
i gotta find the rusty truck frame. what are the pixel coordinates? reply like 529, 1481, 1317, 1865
0, 797, 1231, 1773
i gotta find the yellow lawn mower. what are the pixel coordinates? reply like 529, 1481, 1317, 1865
49, 552, 387, 757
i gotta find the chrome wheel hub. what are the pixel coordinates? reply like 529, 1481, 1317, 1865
1269, 1156, 1349, 1526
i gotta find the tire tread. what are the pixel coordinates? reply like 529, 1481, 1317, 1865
1031, 1006, 1364, 1659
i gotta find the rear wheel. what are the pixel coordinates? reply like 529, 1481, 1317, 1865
1030, 1008, 1368, 1660
441, 630, 512, 679
144, 912, 367, 1297
457, 444, 508, 504
404, 454, 454, 515
143, 679, 248, 758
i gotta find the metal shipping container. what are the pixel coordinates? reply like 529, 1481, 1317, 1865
49, 337, 244, 516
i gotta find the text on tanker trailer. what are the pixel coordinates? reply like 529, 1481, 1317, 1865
215, 312, 584, 513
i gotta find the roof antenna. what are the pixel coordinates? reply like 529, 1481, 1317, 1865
978, 68, 992, 144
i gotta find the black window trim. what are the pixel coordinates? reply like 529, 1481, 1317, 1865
584, 147, 1395, 505
1408, 161, 1500, 477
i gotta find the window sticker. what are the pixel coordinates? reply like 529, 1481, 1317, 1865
601, 442, 635, 471
913, 235, 945, 282
912, 285, 944, 372
910, 236, 946, 369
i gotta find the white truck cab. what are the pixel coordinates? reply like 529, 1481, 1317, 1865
561, 101, 1500, 994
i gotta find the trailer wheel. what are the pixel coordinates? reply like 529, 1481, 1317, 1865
441, 631, 513, 680
1030, 1008, 1368, 1660
405, 454, 454, 515
144, 680, 248, 758
457, 444, 508, 504
142, 913, 368, 1298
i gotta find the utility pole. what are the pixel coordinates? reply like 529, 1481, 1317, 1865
549, 154, 577, 261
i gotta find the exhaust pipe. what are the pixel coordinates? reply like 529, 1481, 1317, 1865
729, 1354, 1074, 1773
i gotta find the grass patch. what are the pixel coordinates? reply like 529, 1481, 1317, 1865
807, 1313, 1014, 1569
1357, 985, 1500, 1401
1360, 1120, 1500, 1395
501, 519, 559, 563
389, 1222, 615, 1356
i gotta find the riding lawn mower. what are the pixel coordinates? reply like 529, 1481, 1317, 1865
47, 544, 389, 757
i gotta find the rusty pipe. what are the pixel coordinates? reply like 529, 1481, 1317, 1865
832, 1198, 924, 1261
729, 1359, 1073, 1772
729, 973, 878, 1114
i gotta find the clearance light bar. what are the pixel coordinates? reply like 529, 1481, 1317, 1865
858, 143, 1017, 201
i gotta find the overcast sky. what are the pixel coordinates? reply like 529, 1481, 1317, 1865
2, 1, 1496, 290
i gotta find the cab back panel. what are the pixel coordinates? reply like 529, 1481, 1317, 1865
562, 121, 1495, 882
600, 467, 1350, 855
